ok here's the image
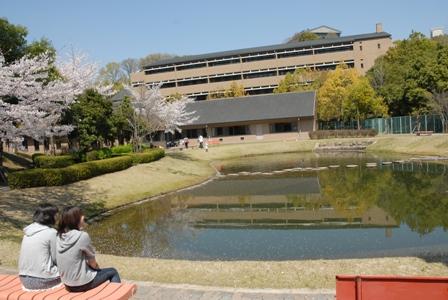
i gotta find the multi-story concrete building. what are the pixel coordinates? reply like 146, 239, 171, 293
131, 24, 392, 100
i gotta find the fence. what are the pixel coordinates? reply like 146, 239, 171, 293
319, 114, 445, 134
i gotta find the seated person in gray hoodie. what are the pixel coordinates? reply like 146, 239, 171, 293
19, 203, 61, 290
56, 206, 121, 292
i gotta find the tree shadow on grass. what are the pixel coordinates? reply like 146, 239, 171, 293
0, 182, 105, 240
3, 152, 33, 169
166, 151, 196, 161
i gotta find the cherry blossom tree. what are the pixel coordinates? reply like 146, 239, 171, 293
0, 52, 51, 167
1, 49, 110, 161
21, 49, 112, 154
125, 84, 197, 151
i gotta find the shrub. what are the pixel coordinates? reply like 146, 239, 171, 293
85, 150, 99, 162
33, 155, 75, 169
128, 148, 165, 165
97, 148, 112, 160
86, 148, 112, 162
308, 129, 378, 139
8, 156, 134, 189
31, 153, 45, 162
111, 144, 133, 154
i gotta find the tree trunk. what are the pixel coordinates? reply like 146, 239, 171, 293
0, 138, 3, 168
50, 135, 56, 155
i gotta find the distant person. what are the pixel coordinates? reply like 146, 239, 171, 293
179, 139, 184, 150
184, 137, 189, 149
19, 204, 61, 290
198, 135, 204, 149
56, 206, 121, 292
204, 140, 209, 152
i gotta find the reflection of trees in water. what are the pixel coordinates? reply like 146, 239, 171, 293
318, 166, 448, 235
376, 170, 448, 235
90, 195, 199, 257
286, 194, 322, 210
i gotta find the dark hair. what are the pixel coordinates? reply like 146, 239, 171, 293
57, 206, 84, 237
33, 203, 58, 226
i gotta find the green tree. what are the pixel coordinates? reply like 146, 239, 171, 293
112, 97, 133, 145
68, 89, 115, 152
367, 32, 440, 116
166, 92, 184, 102
317, 65, 358, 121
97, 62, 125, 89
25, 38, 56, 59
120, 58, 139, 83
274, 68, 326, 93
421, 44, 448, 131
318, 65, 386, 125
346, 77, 388, 129
0, 18, 28, 64
25, 38, 59, 82
208, 82, 246, 99
286, 31, 320, 43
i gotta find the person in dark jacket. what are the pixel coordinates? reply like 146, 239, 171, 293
56, 206, 121, 292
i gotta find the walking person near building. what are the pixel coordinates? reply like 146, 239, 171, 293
198, 135, 204, 149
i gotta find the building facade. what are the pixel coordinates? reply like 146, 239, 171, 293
131, 25, 392, 100
163, 91, 316, 145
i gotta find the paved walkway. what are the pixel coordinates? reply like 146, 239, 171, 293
128, 281, 334, 300
0, 267, 335, 299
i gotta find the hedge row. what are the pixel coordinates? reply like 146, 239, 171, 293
86, 148, 113, 162
128, 148, 165, 164
308, 129, 378, 140
9, 156, 134, 189
8, 149, 165, 189
111, 144, 133, 154
33, 155, 75, 169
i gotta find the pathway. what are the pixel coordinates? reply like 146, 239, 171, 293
128, 281, 334, 300
0, 267, 335, 300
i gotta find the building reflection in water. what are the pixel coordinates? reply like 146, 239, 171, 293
174, 175, 397, 237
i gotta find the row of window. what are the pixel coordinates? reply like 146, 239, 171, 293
143, 43, 354, 75
143, 61, 354, 88
177, 122, 298, 139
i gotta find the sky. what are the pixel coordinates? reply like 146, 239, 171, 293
1, 0, 448, 66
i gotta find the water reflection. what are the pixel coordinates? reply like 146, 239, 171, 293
89, 153, 448, 260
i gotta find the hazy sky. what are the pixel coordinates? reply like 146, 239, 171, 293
2, 0, 447, 65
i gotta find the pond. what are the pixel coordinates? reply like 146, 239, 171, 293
89, 152, 448, 260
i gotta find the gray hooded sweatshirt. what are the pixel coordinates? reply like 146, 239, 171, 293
18, 223, 59, 279
56, 230, 97, 287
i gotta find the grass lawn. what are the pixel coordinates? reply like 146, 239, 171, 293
1, 134, 448, 288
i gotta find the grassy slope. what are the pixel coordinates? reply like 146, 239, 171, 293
1, 135, 447, 288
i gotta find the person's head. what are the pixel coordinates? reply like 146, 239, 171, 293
57, 206, 86, 236
33, 203, 58, 227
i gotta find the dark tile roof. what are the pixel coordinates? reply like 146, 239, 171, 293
181, 176, 321, 196
143, 32, 391, 69
186, 91, 316, 126
110, 88, 133, 103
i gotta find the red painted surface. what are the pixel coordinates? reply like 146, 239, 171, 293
336, 275, 448, 300
0, 275, 137, 300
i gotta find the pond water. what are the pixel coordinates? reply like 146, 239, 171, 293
89, 152, 448, 260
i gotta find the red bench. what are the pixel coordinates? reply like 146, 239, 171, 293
0, 275, 137, 300
336, 275, 448, 300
